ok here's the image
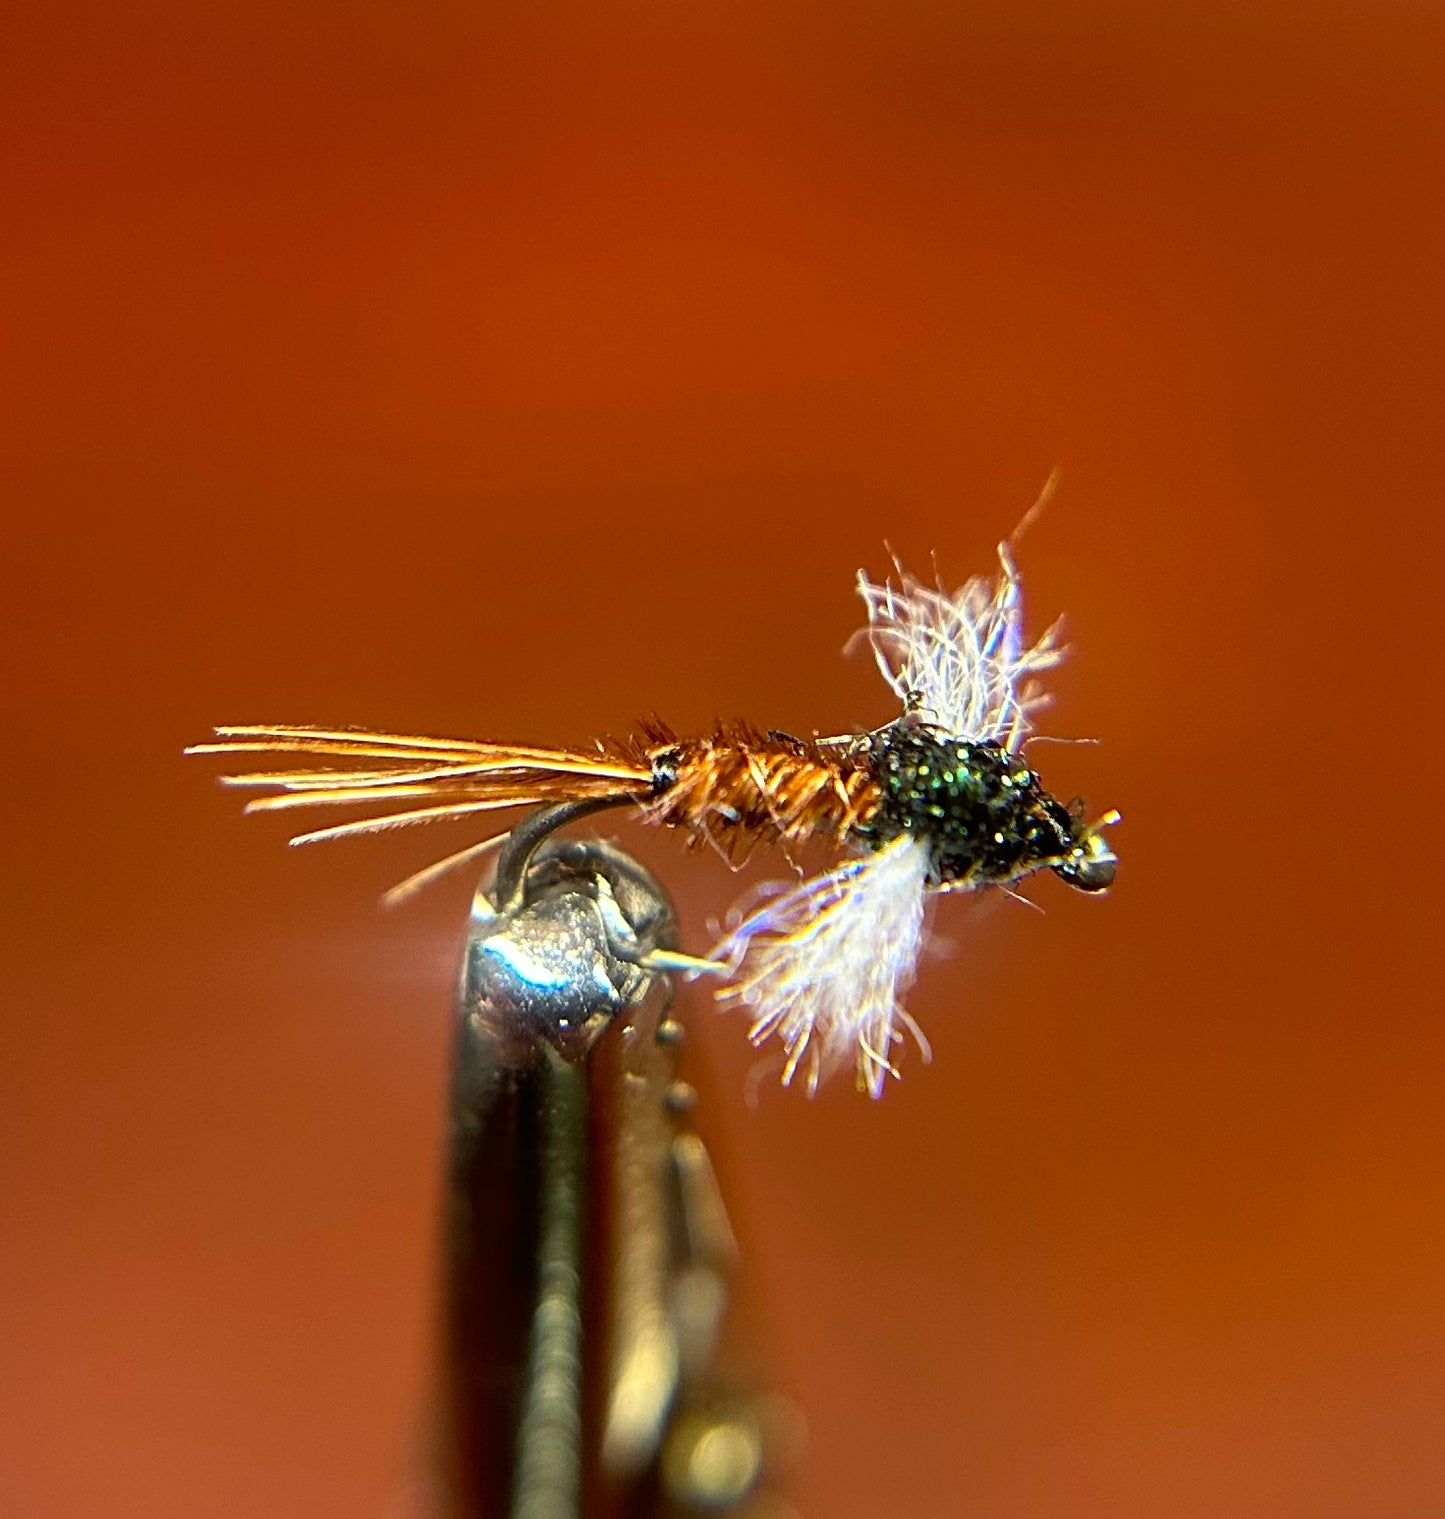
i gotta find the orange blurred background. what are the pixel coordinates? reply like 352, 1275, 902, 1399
4, 3, 1443, 1515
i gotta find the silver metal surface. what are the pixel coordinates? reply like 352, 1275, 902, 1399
462, 799, 679, 1063
437, 803, 791, 1519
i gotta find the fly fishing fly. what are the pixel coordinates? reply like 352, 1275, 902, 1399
189, 538, 1118, 1097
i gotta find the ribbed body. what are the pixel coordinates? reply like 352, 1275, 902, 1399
643, 720, 881, 855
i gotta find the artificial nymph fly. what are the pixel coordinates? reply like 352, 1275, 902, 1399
189, 542, 1117, 1097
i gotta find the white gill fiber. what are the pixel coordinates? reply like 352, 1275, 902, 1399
856, 544, 1064, 749
712, 836, 931, 1098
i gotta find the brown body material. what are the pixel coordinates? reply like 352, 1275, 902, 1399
642, 718, 882, 857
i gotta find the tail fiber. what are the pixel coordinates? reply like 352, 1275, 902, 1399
185, 725, 654, 844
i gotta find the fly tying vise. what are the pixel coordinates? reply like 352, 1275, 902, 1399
189, 539, 1118, 1097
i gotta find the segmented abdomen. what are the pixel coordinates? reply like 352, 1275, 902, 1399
644, 720, 882, 854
